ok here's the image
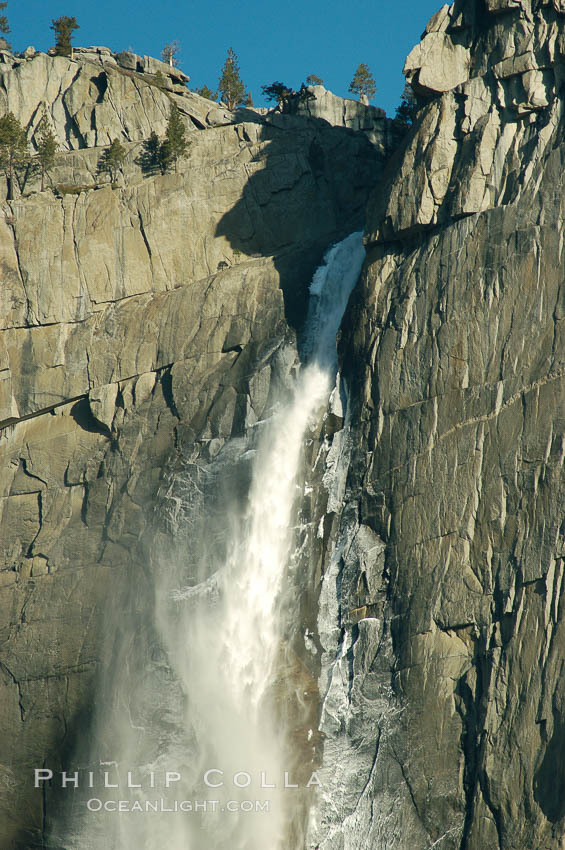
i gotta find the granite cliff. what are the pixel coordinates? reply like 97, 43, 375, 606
307, 1, 565, 849
2, 1, 565, 848
0, 46, 388, 848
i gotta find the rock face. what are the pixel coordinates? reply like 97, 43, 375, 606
0, 46, 228, 157
0, 50, 388, 849
370, 0, 565, 242
295, 85, 392, 152
5, 5, 565, 847
307, 2, 565, 849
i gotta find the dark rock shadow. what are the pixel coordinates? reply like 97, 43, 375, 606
534, 707, 565, 823
10, 683, 98, 850
233, 106, 268, 125
215, 111, 385, 334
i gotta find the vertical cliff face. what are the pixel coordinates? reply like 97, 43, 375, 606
0, 50, 389, 849
309, 1, 565, 848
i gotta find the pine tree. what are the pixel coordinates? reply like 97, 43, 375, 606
193, 85, 217, 102
218, 48, 246, 110
306, 74, 323, 86
35, 118, 58, 191
161, 41, 180, 67
394, 83, 418, 130
161, 104, 189, 172
137, 131, 161, 175
348, 63, 376, 102
137, 112, 190, 178
261, 81, 292, 107
51, 16, 79, 58
297, 84, 315, 105
0, 112, 29, 199
0, 1, 10, 40
98, 138, 126, 183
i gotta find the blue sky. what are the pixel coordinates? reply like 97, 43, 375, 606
6, 0, 443, 116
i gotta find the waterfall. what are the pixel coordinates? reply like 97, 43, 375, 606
60, 231, 365, 850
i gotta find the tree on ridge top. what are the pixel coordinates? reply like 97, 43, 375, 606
261, 81, 315, 113
261, 81, 292, 107
218, 47, 248, 110
348, 63, 376, 103
51, 16, 79, 58
162, 41, 180, 67
0, 2, 10, 41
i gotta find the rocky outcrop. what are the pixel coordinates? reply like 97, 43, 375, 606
308, 2, 565, 849
369, 0, 565, 242
0, 50, 389, 848
0, 47, 226, 156
295, 85, 392, 153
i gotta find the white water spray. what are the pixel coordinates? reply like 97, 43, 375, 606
224, 233, 366, 705
66, 232, 365, 850
174, 232, 364, 847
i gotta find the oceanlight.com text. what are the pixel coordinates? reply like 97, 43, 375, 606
85, 798, 271, 814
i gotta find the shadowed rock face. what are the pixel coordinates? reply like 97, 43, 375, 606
292, 84, 391, 151
0, 50, 388, 849
306, 2, 565, 849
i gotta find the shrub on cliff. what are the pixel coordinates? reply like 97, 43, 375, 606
394, 83, 418, 130
193, 85, 217, 101
390, 83, 421, 150
261, 81, 314, 113
161, 104, 190, 172
0, 112, 29, 199
51, 16, 79, 58
137, 107, 190, 176
35, 118, 58, 191
137, 131, 161, 175
98, 137, 126, 183
153, 70, 167, 88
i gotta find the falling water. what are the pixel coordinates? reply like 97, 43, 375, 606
60, 232, 365, 850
